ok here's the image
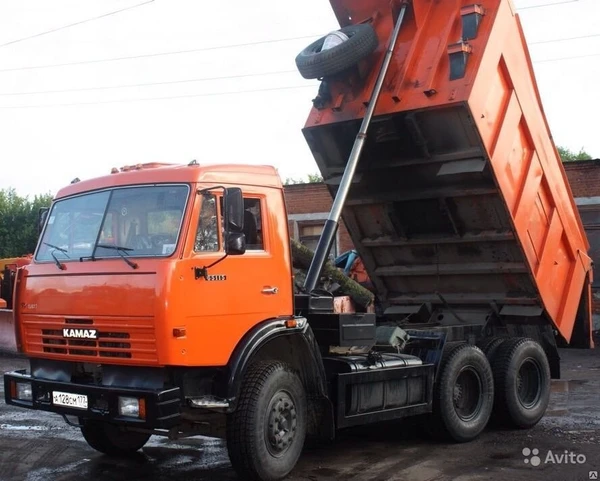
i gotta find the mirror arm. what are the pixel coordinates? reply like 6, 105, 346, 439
194, 254, 229, 280
197, 185, 227, 195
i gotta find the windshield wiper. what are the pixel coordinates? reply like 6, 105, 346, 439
42, 242, 69, 270
42, 242, 69, 256
95, 244, 138, 269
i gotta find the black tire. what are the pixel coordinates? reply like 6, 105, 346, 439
80, 420, 150, 456
491, 337, 551, 429
477, 337, 506, 362
431, 344, 494, 442
227, 361, 307, 481
295, 24, 378, 79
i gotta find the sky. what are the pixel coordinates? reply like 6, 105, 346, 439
0, 0, 599, 198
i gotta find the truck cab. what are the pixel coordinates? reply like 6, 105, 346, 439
16, 162, 294, 368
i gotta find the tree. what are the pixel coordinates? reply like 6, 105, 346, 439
283, 173, 324, 185
0, 189, 54, 258
557, 146, 593, 162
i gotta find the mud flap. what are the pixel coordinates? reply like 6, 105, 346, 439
569, 273, 594, 349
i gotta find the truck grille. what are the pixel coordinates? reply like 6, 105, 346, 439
41, 329, 132, 358
23, 316, 158, 364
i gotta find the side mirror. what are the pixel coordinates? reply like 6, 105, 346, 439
38, 207, 49, 236
223, 188, 244, 233
223, 188, 246, 255
226, 231, 246, 255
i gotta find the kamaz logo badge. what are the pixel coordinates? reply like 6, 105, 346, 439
62, 328, 98, 339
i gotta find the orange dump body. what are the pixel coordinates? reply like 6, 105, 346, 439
0, 256, 32, 308
0, 257, 32, 270
302, 0, 592, 343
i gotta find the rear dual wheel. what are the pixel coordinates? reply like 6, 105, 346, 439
430, 343, 494, 442
490, 338, 551, 428
477, 336, 506, 360
429, 336, 551, 441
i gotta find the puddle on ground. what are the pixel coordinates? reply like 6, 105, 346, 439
546, 409, 569, 417
0, 423, 51, 431
310, 467, 340, 477
550, 379, 589, 393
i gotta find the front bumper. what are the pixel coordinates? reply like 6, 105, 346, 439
4, 370, 182, 429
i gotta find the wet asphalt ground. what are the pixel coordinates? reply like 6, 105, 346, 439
1, 347, 600, 481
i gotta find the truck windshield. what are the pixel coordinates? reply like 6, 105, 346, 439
36, 184, 189, 262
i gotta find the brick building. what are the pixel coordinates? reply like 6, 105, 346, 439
564, 159, 600, 199
284, 183, 354, 259
563, 159, 600, 247
563, 159, 600, 274
563, 160, 600, 323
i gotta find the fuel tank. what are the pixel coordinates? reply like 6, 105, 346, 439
323, 353, 427, 417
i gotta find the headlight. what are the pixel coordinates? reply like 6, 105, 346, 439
118, 396, 139, 417
16, 382, 33, 401
118, 396, 144, 418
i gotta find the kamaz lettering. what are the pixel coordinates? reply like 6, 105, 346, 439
62, 328, 97, 340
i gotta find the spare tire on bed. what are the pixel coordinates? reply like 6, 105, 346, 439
295, 24, 378, 79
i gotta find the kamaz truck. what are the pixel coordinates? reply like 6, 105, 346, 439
4, 1, 594, 480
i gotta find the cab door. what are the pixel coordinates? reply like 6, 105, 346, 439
173, 186, 293, 367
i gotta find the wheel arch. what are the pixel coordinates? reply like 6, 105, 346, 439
222, 318, 334, 439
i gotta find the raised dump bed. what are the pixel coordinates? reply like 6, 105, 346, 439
301, 0, 593, 345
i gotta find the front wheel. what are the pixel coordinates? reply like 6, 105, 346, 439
80, 420, 150, 456
227, 361, 307, 481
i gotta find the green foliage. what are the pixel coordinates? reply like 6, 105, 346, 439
148, 210, 183, 235
0, 188, 54, 258
284, 173, 324, 185
557, 146, 593, 162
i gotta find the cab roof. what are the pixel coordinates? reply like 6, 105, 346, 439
55, 162, 283, 199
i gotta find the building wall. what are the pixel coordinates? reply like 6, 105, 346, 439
284, 183, 354, 258
563, 160, 600, 330
563, 159, 600, 198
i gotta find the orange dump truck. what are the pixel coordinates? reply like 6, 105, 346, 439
3, 1, 594, 480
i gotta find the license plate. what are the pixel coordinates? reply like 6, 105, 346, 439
52, 391, 88, 410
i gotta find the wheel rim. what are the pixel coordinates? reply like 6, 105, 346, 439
453, 366, 484, 422
265, 390, 298, 457
307, 31, 356, 55
517, 358, 542, 409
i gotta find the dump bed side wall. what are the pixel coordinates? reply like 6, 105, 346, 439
301, 0, 592, 343
469, 0, 591, 339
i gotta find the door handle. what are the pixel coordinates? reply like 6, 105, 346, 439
261, 287, 279, 295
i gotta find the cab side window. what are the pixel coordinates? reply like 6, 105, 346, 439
194, 193, 219, 252
243, 198, 264, 251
